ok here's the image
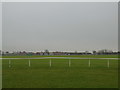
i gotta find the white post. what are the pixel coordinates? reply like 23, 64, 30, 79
88, 58, 90, 67
107, 59, 109, 68
29, 60, 31, 67
69, 59, 71, 67
9, 60, 11, 68
50, 59, 51, 67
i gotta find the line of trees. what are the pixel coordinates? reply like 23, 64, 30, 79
0, 49, 119, 56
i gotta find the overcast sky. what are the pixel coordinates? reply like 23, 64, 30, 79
2, 2, 118, 52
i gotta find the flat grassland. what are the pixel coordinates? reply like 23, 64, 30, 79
2, 55, 118, 88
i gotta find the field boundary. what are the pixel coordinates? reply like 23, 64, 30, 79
0, 57, 119, 60
2, 57, 118, 68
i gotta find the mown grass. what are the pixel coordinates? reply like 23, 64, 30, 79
2, 54, 118, 58
2, 56, 118, 88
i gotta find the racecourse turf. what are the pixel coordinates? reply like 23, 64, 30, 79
2, 55, 118, 88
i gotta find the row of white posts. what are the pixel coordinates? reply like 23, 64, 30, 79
8, 59, 110, 68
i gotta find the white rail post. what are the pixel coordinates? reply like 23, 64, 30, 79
88, 58, 91, 67
9, 59, 11, 68
50, 59, 51, 67
69, 58, 71, 67
29, 60, 31, 67
107, 59, 109, 68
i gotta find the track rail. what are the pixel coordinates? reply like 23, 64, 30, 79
0, 57, 119, 60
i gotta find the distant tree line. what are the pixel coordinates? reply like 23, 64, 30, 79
0, 49, 120, 56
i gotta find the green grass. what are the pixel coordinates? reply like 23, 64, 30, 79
2, 54, 118, 58
2, 55, 118, 88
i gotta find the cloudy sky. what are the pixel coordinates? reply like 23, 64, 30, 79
2, 2, 118, 52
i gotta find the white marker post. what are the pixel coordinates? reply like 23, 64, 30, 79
69, 59, 71, 67
29, 60, 31, 67
88, 58, 90, 67
9, 60, 11, 68
50, 59, 51, 67
107, 59, 109, 68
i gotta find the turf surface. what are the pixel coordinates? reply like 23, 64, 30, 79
2, 55, 118, 88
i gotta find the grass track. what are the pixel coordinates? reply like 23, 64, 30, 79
2, 55, 118, 88
2, 55, 118, 58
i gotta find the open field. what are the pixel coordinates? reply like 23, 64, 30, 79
2, 54, 118, 58
2, 55, 118, 88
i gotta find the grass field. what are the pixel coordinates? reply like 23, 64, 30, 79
2, 54, 118, 58
2, 55, 118, 88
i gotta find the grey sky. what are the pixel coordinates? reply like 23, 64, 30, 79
2, 2, 118, 52
0, 3, 2, 51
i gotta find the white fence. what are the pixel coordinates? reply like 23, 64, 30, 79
1, 57, 119, 68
